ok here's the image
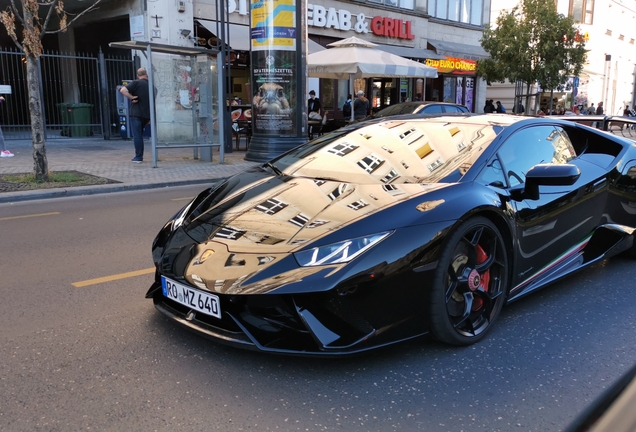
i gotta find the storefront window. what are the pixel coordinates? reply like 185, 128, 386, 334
322, 79, 335, 111
455, 77, 463, 105
428, 0, 483, 25
443, 77, 455, 103
337, 80, 349, 113
415, 79, 424, 100
465, 77, 474, 112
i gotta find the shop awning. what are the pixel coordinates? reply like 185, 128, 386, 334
196, 20, 250, 51
427, 39, 489, 60
308, 39, 326, 54
375, 44, 445, 60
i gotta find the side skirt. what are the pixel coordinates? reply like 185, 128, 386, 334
507, 226, 633, 303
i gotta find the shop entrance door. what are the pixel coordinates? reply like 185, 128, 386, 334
372, 78, 394, 113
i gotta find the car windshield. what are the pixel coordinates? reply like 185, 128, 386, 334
374, 104, 420, 117
271, 117, 510, 184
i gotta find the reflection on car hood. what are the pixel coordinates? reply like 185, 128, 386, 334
273, 117, 506, 184
182, 171, 448, 254
173, 170, 450, 294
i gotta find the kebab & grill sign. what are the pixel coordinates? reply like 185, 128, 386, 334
308, 4, 414, 40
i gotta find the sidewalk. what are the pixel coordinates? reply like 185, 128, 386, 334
0, 137, 259, 203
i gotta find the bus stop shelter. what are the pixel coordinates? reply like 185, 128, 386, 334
109, 40, 224, 167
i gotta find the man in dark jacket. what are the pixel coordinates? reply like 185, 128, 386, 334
596, 102, 604, 115
353, 90, 369, 121
308, 90, 322, 118
483, 100, 495, 113
120, 68, 151, 163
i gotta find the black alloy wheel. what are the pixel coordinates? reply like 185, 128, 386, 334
428, 216, 508, 345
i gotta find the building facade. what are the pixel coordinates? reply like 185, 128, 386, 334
48, 0, 491, 112
0, 0, 492, 141
487, 0, 636, 116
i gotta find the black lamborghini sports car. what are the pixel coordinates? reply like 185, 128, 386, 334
147, 114, 636, 356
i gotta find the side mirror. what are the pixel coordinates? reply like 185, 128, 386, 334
509, 164, 581, 201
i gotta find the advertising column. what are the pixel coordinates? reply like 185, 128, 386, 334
246, 0, 307, 162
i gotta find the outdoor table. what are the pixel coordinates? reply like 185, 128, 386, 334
230, 105, 252, 150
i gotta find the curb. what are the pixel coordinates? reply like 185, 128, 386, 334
0, 177, 229, 204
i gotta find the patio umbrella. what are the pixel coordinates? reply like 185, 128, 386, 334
307, 36, 438, 121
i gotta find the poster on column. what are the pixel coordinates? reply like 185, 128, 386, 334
251, 0, 296, 51
250, 0, 297, 135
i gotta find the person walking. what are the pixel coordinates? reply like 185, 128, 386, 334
120, 68, 151, 163
353, 90, 369, 121
342, 94, 352, 120
587, 103, 595, 115
0, 95, 13, 158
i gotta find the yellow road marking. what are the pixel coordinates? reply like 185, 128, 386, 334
0, 211, 61, 221
171, 197, 194, 201
72, 267, 155, 288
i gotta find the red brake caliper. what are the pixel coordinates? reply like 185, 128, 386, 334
471, 244, 490, 311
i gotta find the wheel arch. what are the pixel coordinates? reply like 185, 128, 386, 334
461, 206, 516, 294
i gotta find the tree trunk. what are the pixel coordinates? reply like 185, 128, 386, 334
25, 55, 48, 181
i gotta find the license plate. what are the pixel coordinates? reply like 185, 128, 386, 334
161, 276, 221, 319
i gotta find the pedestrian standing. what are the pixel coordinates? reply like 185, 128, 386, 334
596, 102, 604, 115
119, 68, 151, 163
587, 103, 595, 115
495, 101, 506, 113
342, 94, 352, 120
0, 95, 14, 158
484, 100, 495, 113
623, 105, 632, 130
353, 90, 369, 121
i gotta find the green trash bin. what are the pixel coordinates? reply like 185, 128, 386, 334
57, 103, 93, 137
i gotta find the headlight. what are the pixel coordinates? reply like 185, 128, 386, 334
172, 199, 196, 230
294, 232, 391, 267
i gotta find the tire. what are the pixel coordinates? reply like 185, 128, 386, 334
428, 216, 509, 346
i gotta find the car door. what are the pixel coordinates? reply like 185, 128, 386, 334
496, 125, 609, 293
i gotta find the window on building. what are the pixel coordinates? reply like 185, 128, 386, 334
255, 198, 287, 215
569, 0, 594, 25
348, 199, 369, 211
357, 154, 385, 173
427, 0, 483, 25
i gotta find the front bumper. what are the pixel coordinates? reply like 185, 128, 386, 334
146, 271, 428, 356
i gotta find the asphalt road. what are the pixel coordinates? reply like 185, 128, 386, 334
1, 186, 635, 431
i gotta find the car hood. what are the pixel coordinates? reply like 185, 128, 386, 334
158, 169, 453, 294
181, 168, 449, 254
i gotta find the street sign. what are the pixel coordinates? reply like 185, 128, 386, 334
0, 85, 12, 94
573, 77, 579, 87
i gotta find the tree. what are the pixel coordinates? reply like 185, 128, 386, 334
477, 0, 586, 114
1, 0, 102, 181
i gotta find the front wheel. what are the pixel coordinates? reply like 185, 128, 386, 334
428, 216, 509, 346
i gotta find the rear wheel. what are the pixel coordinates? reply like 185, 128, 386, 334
428, 216, 509, 345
